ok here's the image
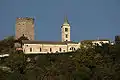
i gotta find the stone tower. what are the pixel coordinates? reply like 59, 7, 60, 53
15, 17, 34, 40
61, 16, 70, 42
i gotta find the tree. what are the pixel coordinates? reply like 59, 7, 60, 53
5, 51, 27, 74
15, 34, 29, 48
1, 36, 120, 80
0, 36, 15, 55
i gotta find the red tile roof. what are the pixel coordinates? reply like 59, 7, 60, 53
22, 40, 79, 45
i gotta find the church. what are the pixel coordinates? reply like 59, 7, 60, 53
15, 17, 80, 54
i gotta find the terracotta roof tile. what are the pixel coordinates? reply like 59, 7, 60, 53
22, 40, 79, 45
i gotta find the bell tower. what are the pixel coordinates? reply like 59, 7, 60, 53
61, 16, 70, 42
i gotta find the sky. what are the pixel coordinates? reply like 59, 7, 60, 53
0, 0, 120, 41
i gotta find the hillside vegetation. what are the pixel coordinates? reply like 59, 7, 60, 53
0, 36, 120, 80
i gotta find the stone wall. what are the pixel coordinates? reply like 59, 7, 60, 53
92, 41, 110, 46
22, 43, 80, 54
67, 43, 80, 52
23, 44, 68, 54
15, 17, 34, 40
61, 24, 70, 42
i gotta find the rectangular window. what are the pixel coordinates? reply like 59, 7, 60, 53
24, 49, 25, 52
50, 48, 52, 52
40, 48, 42, 52
66, 34, 68, 38
65, 28, 68, 32
30, 48, 32, 52
59, 48, 62, 52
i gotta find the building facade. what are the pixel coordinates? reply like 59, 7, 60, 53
22, 40, 80, 54
15, 17, 34, 40
61, 16, 70, 42
92, 40, 110, 46
15, 16, 112, 54
81, 39, 110, 48
15, 16, 80, 54
115, 35, 120, 44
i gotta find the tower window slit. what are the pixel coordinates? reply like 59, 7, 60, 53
66, 34, 68, 38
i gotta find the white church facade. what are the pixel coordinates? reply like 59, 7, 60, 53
22, 40, 80, 54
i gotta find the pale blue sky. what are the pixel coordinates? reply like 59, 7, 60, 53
0, 0, 120, 41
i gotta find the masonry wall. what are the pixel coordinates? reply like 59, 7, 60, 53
92, 41, 109, 46
23, 44, 68, 54
61, 24, 70, 42
67, 43, 80, 52
15, 17, 34, 40
22, 42, 80, 54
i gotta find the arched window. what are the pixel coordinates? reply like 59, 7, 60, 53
65, 28, 68, 32
70, 47, 75, 51
59, 48, 62, 52
74, 48, 76, 50
30, 48, 32, 52
40, 48, 42, 52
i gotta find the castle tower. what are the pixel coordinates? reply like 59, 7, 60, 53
15, 17, 34, 40
61, 16, 70, 42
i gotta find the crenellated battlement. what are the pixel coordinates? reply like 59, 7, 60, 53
16, 17, 34, 23
16, 17, 34, 20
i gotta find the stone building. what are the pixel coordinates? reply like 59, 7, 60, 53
115, 35, 120, 44
15, 17, 34, 40
81, 39, 110, 47
22, 40, 80, 54
92, 40, 110, 46
15, 16, 81, 54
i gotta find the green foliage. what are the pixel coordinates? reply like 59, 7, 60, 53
80, 40, 93, 48
5, 52, 26, 74
0, 36, 120, 80
0, 69, 10, 80
0, 36, 15, 55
